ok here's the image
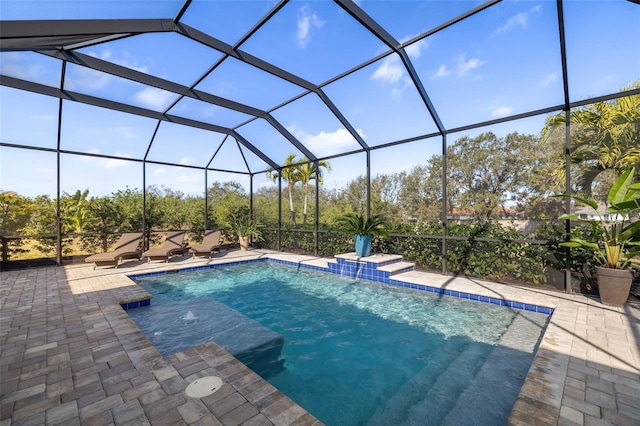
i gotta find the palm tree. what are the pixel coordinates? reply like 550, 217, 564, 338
266, 153, 301, 225
297, 158, 332, 225
542, 81, 640, 198
63, 189, 89, 233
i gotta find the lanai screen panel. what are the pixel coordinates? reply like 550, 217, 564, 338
413, 1, 565, 130
1, 147, 57, 198
323, 53, 440, 147
271, 92, 361, 158
146, 122, 225, 168
1, 86, 59, 149
563, 0, 640, 101
145, 163, 205, 197
60, 101, 156, 159
76, 32, 223, 87
60, 153, 141, 199
194, 57, 305, 112
180, 0, 276, 46
0, 51, 61, 88
207, 137, 271, 175
359, 0, 483, 40
64, 63, 179, 112
169, 97, 254, 129
235, 118, 307, 168
240, 0, 388, 85
0, 0, 182, 20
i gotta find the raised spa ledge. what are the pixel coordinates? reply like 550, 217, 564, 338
334, 252, 404, 265
329, 252, 416, 280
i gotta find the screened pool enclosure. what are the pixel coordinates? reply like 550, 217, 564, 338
1, 0, 639, 289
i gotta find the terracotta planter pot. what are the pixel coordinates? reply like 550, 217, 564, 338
239, 236, 250, 251
595, 267, 633, 307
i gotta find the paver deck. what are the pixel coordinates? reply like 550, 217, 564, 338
1, 249, 639, 425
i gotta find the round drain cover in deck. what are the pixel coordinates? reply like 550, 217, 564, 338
185, 376, 223, 398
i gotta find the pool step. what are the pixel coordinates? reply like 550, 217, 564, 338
367, 311, 548, 426
367, 339, 492, 425
442, 311, 548, 425
376, 261, 415, 276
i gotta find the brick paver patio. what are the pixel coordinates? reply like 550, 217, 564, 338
1, 249, 638, 425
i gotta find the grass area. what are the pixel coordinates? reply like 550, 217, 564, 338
6, 237, 95, 261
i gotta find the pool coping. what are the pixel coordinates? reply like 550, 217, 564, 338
2, 248, 638, 425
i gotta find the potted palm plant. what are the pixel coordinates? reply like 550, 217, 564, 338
227, 213, 263, 251
335, 213, 389, 257
555, 169, 640, 306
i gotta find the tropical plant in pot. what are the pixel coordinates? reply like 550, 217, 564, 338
227, 213, 263, 251
335, 213, 389, 257
555, 169, 640, 306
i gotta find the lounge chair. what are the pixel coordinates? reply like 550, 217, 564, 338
142, 231, 187, 263
190, 230, 221, 258
85, 232, 143, 269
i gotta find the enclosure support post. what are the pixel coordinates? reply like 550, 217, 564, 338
315, 162, 320, 256
142, 162, 147, 251
557, 0, 572, 294
564, 110, 572, 294
204, 170, 208, 230
0, 237, 7, 270
250, 174, 254, 220
278, 174, 282, 252
366, 151, 371, 219
441, 134, 448, 275
56, 143, 62, 266
55, 62, 65, 266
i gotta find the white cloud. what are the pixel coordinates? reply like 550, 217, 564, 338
371, 55, 417, 99
0, 52, 48, 82
540, 72, 557, 87
433, 64, 452, 78
153, 168, 166, 176
133, 87, 174, 110
371, 55, 405, 84
79, 149, 132, 169
98, 49, 112, 61
456, 56, 485, 77
89, 48, 149, 73
291, 126, 362, 157
297, 6, 325, 48
433, 55, 486, 79
403, 38, 427, 60
495, 5, 542, 34
66, 66, 111, 91
179, 157, 195, 166
101, 157, 131, 169
492, 106, 513, 117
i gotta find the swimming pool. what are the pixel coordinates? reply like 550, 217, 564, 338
129, 261, 549, 425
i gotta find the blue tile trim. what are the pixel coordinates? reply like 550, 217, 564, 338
120, 298, 151, 310
127, 256, 554, 316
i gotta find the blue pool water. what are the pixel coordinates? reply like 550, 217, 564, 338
129, 262, 548, 425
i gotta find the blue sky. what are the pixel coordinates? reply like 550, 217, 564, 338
1, 0, 639, 198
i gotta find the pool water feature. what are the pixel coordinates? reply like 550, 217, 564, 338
129, 262, 549, 425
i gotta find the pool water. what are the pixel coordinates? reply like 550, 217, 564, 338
129, 262, 548, 425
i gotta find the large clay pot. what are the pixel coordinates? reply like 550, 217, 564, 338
354, 234, 372, 257
595, 267, 632, 307
239, 236, 250, 251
